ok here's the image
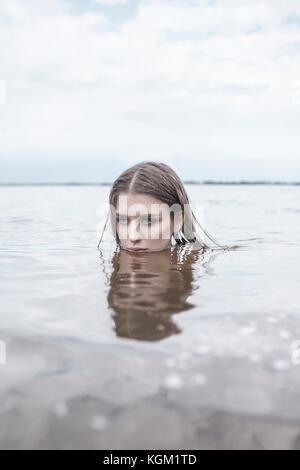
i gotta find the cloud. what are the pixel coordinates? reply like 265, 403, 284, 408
0, 0, 300, 181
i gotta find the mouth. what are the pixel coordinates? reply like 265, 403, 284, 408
127, 247, 147, 252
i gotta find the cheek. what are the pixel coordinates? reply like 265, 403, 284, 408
116, 224, 127, 239
148, 222, 160, 239
147, 220, 171, 241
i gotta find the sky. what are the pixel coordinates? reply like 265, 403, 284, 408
0, 0, 300, 183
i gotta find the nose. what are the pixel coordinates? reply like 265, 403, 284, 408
128, 219, 141, 242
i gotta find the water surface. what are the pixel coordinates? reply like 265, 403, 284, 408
1, 184, 300, 449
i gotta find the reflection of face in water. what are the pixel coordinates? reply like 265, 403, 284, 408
106, 244, 219, 341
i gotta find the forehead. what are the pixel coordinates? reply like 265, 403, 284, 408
115, 192, 168, 214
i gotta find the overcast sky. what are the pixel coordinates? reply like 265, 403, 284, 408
1, 0, 300, 183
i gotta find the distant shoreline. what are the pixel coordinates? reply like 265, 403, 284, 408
0, 181, 299, 186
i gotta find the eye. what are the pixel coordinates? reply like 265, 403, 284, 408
117, 216, 127, 225
140, 215, 158, 225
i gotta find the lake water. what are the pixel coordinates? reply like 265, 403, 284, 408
0, 184, 300, 449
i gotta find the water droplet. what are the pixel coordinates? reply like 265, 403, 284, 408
195, 345, 211, 355
272, 359, 290, 371
266, 316, 279, 323
291, 349, 300, 365
240, 325, 256, 335
164, 373, 183, 389
290, 340, 300, 365
279, 330, 291, 339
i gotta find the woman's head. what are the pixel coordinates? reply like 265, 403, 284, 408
115, 191, 182, 252
100, 161, 231, 253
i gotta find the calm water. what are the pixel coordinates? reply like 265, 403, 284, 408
1, 184, 300, 449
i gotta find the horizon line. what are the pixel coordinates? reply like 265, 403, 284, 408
0, 181, 299, 186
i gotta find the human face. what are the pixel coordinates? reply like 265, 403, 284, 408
114, 192, 182, 253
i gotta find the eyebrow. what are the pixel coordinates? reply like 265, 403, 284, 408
116, 213, 162, 219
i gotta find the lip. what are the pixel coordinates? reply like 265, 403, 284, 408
127, 247, 147, 252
